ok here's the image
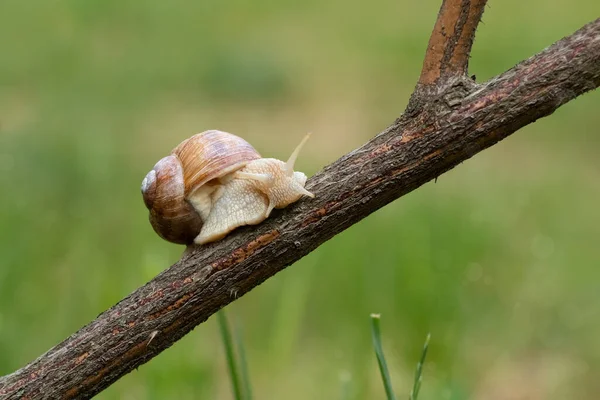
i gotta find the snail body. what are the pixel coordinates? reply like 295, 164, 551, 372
141, 130, 313, 245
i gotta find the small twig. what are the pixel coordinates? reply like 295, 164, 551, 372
146, 330, 159, 348
419, 0, 488, 85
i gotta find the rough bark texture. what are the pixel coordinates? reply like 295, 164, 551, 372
419, 0, 488, 85
1, 1, 599, 398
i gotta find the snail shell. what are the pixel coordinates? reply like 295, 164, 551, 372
141, 130, 313, 245
172, 130, 261, 194
142, 130, 260, 244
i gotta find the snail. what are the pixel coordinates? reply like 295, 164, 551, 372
141, 130, 314, 245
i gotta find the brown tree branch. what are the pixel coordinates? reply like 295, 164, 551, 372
1, 6, 599, 400
419, 0, 488, 85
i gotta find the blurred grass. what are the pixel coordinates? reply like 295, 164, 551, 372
217, 310, 250, 400
1, 0, 599, 399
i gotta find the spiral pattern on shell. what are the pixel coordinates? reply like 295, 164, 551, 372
141, 155, 204, 244
141, 130, 262, 244
173, 130, 261, 194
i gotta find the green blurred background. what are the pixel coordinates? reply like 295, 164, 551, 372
1, 0, 599, 399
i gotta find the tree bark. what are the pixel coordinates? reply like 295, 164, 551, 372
418, 0, 487, 85
1, 1, 599, 398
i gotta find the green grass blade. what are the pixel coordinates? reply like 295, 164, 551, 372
370, 313, 396, 400
234, 322, 253, 400
409, 333, 431, 400
217, 310, 243, 400
339, 370, 352, 400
